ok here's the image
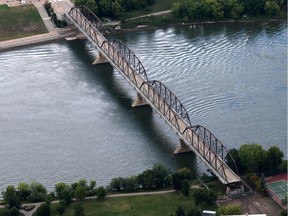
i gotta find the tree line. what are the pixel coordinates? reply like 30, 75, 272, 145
74, 0, 155, 19
172, 0, 286, 20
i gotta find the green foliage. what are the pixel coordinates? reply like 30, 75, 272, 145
73, 203, 85, 216
29, 182, 47, 202
202, 0, 224, 19
17, 182, 30, 200
109, 164, 171, 192
0, 207, 20, 216
6, 207, 20, 216
265, 0, 280, 16
55, 182, 72, 205
35, 203, 50, 216
193, 189, 217, 205
110, 177, 125, 191
172, 0, 285, 20
57, 200, 67, 215
75, 0, 98, 14
172, 168, 192, 191
175, 206, 186, 216
217, 204, 241, 215
226, 148, 243, 174
279, 160, 287, 173
219, 0, 244, 18
96, 186, 107, 200
187, 207, 201, 216
180, 180, 190, 197
71, 179, 97, 197
75, 186, 87, 201
266, 146, 284, 174
240, 0, 266, 15
238, 143, 267, 173
2, 186, 20, 209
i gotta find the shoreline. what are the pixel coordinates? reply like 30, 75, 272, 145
112, 18, 287, 34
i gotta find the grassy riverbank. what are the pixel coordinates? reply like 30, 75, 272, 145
49, 190, 216, 216
0, 4, 47, 41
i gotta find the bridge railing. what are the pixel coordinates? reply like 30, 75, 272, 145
111, 39, 148, 81
192, 125, 240, 176
147, 80, 192, 127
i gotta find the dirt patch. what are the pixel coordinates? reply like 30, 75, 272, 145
217, 191, 283, 216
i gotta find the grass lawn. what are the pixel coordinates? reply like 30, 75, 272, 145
0, 4, 47, 41
50, 190, 217, 216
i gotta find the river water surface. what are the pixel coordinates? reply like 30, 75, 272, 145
0, 21, 287, 193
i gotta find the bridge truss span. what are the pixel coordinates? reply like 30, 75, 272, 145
65, 6, 241, 185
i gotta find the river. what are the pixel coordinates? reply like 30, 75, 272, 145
0, 21, 286, 193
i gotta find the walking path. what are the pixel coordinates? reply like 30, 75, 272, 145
125, 10, 171, 21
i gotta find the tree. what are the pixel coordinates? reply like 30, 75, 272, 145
75, 186, 86, 201
172, 168, 192, 191
219, 0, 244, 18
193, 189, 217, 205
2, 185, 20, 209
0, 207, 20, 216
175, 206, 186, 216
73, 203, 85, 216
201, 0, 224, 19
75, 0, 98, 14
17, 182, 30, 200
88, 180, 97, 196
137, 169, 154, 189
123, 177, 138, 192
29, 182, 47, 202
187, 207, 201, 216
226, 148, 243, 174
217, 204, 241, 215
9, 207, 20, 216
96, 186, 107, 200
35, 203, 50, 216
238, 143, 267, 173
240, 0, 265, 15
266, 146, 284, 173
279, 160, 287, 173
151, 164, 171, 188
181, 180, 190, 197
265, 0, 280, 16
110, 177, 125, 191
55, 182, 73, 205
57, 200, 67, 215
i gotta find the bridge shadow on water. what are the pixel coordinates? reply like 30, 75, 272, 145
66, 39, 199, 174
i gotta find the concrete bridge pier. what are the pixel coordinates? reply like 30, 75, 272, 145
131, 93, 148, 107
93, 52, 108, 65
173, 139, 192, 154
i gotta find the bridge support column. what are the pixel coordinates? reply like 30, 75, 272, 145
173, 139, 192, 154
93, 52, 108, 65
131, 93, 148, 107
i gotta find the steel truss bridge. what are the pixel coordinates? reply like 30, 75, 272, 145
65, 6, 241, 185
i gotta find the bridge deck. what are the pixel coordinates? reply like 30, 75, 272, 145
65, 7, 241, 185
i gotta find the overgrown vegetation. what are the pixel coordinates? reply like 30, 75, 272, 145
44, 1, 67, 28
172, 0, 287, 21
0, 4, 47, 41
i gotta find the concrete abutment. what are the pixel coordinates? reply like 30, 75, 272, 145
173, 139, 192, 154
